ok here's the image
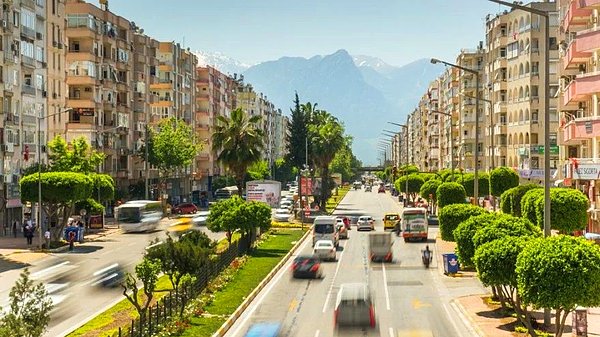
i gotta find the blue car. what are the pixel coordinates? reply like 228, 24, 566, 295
244, 322, 282, 337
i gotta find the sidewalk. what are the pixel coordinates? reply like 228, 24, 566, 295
0, 225, 121, 268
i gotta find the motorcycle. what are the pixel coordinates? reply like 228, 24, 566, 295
422, 247, 432, 268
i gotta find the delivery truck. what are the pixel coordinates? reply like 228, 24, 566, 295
369, 232, 393, 262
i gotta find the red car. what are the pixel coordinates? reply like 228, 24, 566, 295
172, 203, 198, 214
337, 216, 351, 229
378, 186, 386, 193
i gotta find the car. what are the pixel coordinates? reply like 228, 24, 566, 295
334, 283, 376, 328
172, 203, 198, 215
365, 185, 372, 192
273, 208, 291, 222
313, 240, 336, 261
384, 183, 391, 190
378, 186, 386, 193
191, 211, 210, 226
337, 216, 351, 229
336, 223, 349, 239
90, 263, 125, 287
291, 255, 323, 278
357, 215, 375, 231
428, 215, 439, 226
243, 322, 282, 337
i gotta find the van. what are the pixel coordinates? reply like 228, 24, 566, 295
214, 186, 238, 200
312, 216, 339, 247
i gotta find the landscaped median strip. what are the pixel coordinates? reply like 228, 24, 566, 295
211, 228, 311, 337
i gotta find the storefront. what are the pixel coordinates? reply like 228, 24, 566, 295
564, 160, 600, 233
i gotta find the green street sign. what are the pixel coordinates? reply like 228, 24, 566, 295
538, 145, 559, 155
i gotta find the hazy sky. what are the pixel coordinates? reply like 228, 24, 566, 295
101, 0, 506, 67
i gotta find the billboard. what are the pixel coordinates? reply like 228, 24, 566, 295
246, 180, 282, 208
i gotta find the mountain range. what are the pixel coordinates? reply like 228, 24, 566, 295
193, 50, 441, 165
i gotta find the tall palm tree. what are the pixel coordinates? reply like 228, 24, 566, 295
212, 108, 265, 196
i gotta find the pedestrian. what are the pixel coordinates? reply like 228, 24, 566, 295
25, 225, 34, 245
44, 230, 51, 249
12, 220, 17, 238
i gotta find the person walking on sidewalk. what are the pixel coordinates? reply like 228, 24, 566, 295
12, 220, 17, 238
25, 224, 34, 245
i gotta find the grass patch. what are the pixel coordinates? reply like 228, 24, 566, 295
182, 229, 305, 335
215, 232, 241, 253
67, 275, 174, 337
271, 221, 303, 229
180, 316, 226, 337
326, 186, 350, 213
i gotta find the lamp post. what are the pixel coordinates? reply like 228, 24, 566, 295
487, 0, 551, 326
36, 108, 72, 249
428, 110, 456, 174
431, 57, 481, 202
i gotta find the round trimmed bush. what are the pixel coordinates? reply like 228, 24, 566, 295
472, 215, 541, 248
420, 179, 441, 202
521, 188, 544, 225
500, 184, 540, 217
436, 182, 467, 208
490, 166, 519, 197
461, 172, 490, 197
474, 235, 531, 288
453, 213, 513, 267
438, 203, 487, 242
533, 188, 589, 233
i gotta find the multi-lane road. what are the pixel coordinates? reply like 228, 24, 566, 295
0, 218, 224, 337
225, 188, 486, 337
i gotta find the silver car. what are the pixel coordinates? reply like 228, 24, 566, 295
357, 215, 375, 231
313, 240, 336, 261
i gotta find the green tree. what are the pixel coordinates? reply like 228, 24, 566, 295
472, 216, 541, 248
453, 213, 512, 267
211, 176, 236, 193
20, 172, 94, 241
420, 179, 441, 211
438, 203, 487, 242
308, 110, 346, 209
516, 236, 600, 337
500, 184, 540, 216
74, 198, 103, 216
212, 108, 264, 196
121, 258, 161, 319
521, 188, 545, 225
0, 269, 53, 337
460, 173, 490, 197
436, 182, 467, 208
400, 165, 419, 176
474, 237, 537, 335
90, 173, 115, 203
147, 117, 200, 198
47, 135, 105, 173
286, 92, 309, 169
247, 160, 271, 181
273, 158, 297, 184
206, 196, 245, 243
533, 188, 589, 233
235, 201, 272, 248
395, 174, 425, 202
489, 166, 519, 197
330, 143, 354, 182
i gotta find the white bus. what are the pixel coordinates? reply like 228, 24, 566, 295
115, 200, 163, 233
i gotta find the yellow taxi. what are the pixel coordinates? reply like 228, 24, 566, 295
382, 213, 400, 231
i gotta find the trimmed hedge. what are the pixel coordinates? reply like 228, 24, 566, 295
439, 203, 487, 242
420, 179, 441, 202
500, 184, 541, 217
533, 188, 589, 233
472, 215, 541, 248
453, 213, 512, 267
461, 172, 490, 197
436, 182, 467, 208
490, 166, 519, 197
521, 188, 545, 225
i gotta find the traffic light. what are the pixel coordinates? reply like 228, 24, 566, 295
23, 145, 29, 161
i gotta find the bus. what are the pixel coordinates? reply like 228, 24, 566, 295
400, 207, 428, 242
115, 200, 163, 233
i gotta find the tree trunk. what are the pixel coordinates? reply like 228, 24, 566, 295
236, 168, 245, 197
320, 165, 329, 211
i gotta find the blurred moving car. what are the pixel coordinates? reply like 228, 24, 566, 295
280, 200, 293, 212
191, 211, 210, 226
273, 208, 291, 222
90, 263, 125, 287
243, 322, 282, 337
337, 216, 351, 229
336, 223, 349, 239
378, 186, 386, 193
172, 202, 198, 215
357, 215, 375, 231
334, 283, 376, 328
291, 255, 322, 278
313, 240, 336, 261
365, 185, 372, 192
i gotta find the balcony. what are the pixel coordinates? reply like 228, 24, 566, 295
563, 115, 600, 144
575, 27, 600, 53
563, 39, 592, 70
580, 0, 600, 10
494, 123, 507, 135
562, 0, 593, 32
149, 82, 172, 90
21, 84, 36, 96
67, 97, 98, 109
563, 72, 600, 105
67, 76, 99, 86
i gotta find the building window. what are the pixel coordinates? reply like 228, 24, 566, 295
35, 46, 43, 62
20, 9, 35, 30
36, 0, 45, 7
549, 133, 557, 146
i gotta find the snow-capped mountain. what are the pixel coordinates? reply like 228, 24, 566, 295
193, 50, 251, 76
352, 55, 397, 75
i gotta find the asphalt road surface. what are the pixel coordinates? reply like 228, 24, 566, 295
0, 217, 224, 337
225, 188, 485, 337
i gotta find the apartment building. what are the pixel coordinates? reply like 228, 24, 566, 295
456, 46, 486, 171
439, 67, 460, 171
195, 65, 236, 193
559, 0, 600, 231
1, 0, 49, 225
149, 41, 197, 204
272, 111, 288, 161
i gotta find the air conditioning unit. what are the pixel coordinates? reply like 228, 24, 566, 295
35, 32, 42, 40
4, 143, 14, 152
1, 20, 6, 28
42, 90, 47, 97
3, 174, 12, 183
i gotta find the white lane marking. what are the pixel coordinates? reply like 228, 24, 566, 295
321, 246, 346, 313
227, 235, 311, 337
382, 262, 391, 311
30, 261, 70, 279
389, 327, 394, 337
450, 301, 481, 336
445, 302, 468, 336
314, 329, 320, 337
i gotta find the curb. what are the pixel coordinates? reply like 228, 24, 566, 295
450, 298, 486, 337
212, 228, 311, 337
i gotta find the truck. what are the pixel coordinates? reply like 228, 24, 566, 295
369, 232, 393, 262
400, 207, 428, 242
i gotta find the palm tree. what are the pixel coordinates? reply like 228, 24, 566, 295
212, 108, 265, 196
308, 110, 346, 209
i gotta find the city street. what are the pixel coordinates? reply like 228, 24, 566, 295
225, 188, 485, 337
0, 218, 224, 337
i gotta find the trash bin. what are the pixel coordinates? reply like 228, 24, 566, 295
442, 253, 460, 274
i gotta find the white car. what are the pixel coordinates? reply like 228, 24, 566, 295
191, 211, 210, 226
357, 215, 375, 231
313, 240, 336, 261
273, 208, 291, 222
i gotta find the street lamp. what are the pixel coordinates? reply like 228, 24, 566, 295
488, 0, 551, 326
428, 110, 456, 174
431, 57, 481, 202
37, 108, 72, 249
388, 122, 410, 204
